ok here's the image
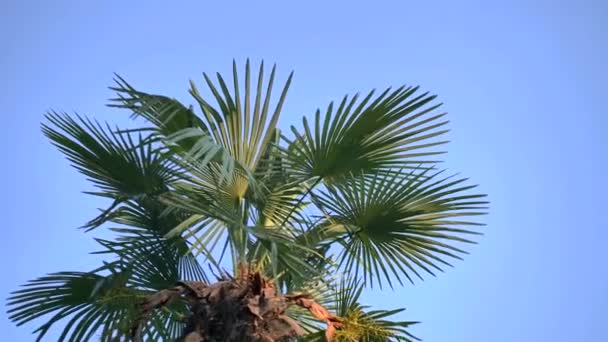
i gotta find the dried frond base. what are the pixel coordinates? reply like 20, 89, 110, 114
132, 265, 339, 342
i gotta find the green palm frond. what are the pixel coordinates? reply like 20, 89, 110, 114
84, 197, 211, 288
297, 277, 418, 342
314, 168, 488, 288
8, 270, 157, 341
159, 180, 244, 265
95, 236, 207, 286
7, 234, 202, 341
109, 75, 206, 151
249, 131, 312, 228
109, 78, 247, 190
333, 279, 419, 342
284, 86, 448, 183
249, 178, 309, 228
4, 129, 206, 339
187, 59, 293, 170
110, 60, 292, 194
42, 112, 182, 232
109, 62, 298, 267
245, 224, 329, 282
42, 112, 178, 199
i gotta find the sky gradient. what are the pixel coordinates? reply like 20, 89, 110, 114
1, 0, 606, 341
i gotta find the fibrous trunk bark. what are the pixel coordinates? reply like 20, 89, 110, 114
132, 266, 340, 342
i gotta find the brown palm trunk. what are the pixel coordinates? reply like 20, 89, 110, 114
132, 266, 340, 342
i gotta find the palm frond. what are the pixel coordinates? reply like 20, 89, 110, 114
109, 77, 246, 189
159, 179, 245, 265
7, 233, 203, 341
42, 112, 178, 201
285, 86, 448, 183
110, 60, 293, 198
296, 277, 418, 342
109, 75, 206, 149
245, 224, 329, 283
313, 168, 488, 288
332, 278, 419, 342
187, 59, 293, 170
8, 270, 147, 341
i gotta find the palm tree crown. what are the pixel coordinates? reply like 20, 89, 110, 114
7, 60, 487, 341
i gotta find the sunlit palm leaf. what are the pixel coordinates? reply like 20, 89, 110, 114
167, 60, 293, 211
247, 129, 313, 229
250, 178, 309, 228
110, 60, 292, 195
188, 60, 293, 169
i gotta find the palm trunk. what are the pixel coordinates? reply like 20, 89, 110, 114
132, 266, 340, 342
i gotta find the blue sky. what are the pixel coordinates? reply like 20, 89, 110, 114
1, 0, 606, 341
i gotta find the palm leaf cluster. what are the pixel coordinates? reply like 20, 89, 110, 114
7, 60, 487, 341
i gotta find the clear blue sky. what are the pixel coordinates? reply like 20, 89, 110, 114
1, 0, 606, 341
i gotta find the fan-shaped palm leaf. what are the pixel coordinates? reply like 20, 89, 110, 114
7, 230, 206, 341
42, 113, 176, 193
41, 112, 182, 230
297, 277, 418, 342
8, 270, 169, 341
313, 168, 487, 288
331, 278, 419, 342
284, 86, 448, 183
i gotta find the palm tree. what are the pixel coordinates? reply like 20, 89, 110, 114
7, 60, 487, 341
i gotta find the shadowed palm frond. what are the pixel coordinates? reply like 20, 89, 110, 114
7, 231, 206, 341
331, 278, 419, 342
297, 277, 419, 342
313, 168, 487, 288
110, 60, 292, 194
8, 270, 141, 341
41, 112, 182, 232
284, 86, 448, 184
42, 112, 179, 199
109, 76, 245, 193
7, 268, 183, 341
245, 224, 330, 283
